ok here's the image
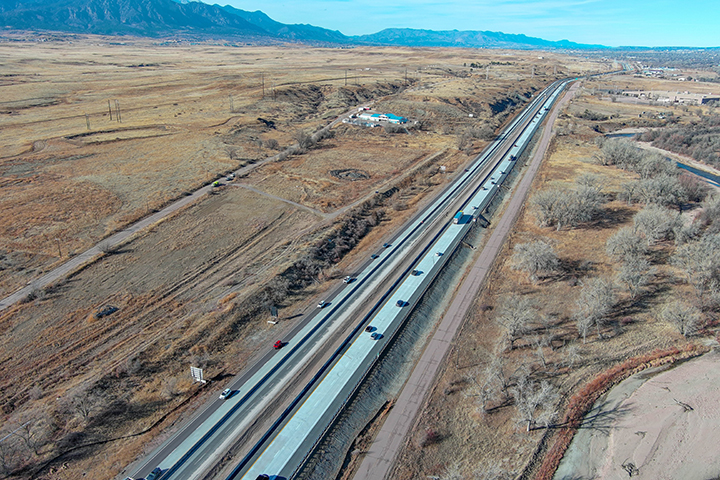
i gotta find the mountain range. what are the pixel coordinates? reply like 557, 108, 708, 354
0, 0, 606, 49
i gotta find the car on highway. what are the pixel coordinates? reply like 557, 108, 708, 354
396, 300, 405, 307
370, 254, 379, 259
382, 243, 392, 248
146, 468, 163, 480
411, 269, 422, 276
370, 332, 383, 340
219, 388, 232, 400
317, 300, 328, 308
343, 276, 354, 283
273, 340, 284, 349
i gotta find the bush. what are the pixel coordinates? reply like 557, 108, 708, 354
511, 240, 559, 283
659, 300, 702, 336
633, 204, 682, 245
531, 186, 604, 230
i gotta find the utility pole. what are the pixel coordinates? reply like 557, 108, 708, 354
486, 66, 489, 80
261, 73, 265, 98
229, 94, 234, 113
345, 69, 348, 86
532, 65, 535, 78
85, 113, 90, 130
108, 99, 113, 120
56, 238, 62, 258
115, 100, 121, 122
405, 67, 408, 85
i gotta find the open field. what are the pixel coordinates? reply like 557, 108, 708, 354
389, 72, 720, 480
0, 36, 615, 479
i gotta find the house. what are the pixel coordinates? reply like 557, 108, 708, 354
357, 112, 408, 124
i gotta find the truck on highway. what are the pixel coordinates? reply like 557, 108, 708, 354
453, 211, 463, 224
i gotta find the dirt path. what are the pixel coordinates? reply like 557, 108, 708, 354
554, 349, 720, 480
352, 81, 581, 480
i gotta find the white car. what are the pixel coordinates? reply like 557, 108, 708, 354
219, 388, 232, 400
318, 301, 328, 308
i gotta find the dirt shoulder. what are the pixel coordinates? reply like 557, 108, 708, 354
555, 348, 720, 480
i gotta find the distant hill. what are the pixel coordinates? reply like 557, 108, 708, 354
352, 28, 607, 50
0, 0, 268, 37
0, 0, 608, 49
218, 5, 347, 43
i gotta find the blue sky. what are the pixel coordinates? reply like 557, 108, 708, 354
216, 0, 719, 47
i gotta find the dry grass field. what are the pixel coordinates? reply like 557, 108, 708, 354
389, 73, 720, 480
0, 35, 615, 479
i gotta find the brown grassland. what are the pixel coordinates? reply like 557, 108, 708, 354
0, 35, 613, 479
389, 74, 720, 479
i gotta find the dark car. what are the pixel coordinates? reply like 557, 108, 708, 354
383, 243, 392, 248
396, 300, 405, 307
273, 340, 284, 349
370, 332, 383, 340
371, 254, 380, 259
411, 269, 422, 276
146, 468, 163, 480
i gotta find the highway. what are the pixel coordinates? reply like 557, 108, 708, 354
127, 80, 568, 480
233, 80, 569, 480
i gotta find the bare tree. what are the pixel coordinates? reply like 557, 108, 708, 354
564, 343, 582, 368
606, 227, 648, 262
659, 300, 702, 337
512, 373, 559, 432
67, 391, 102, 420
636, 153, 677, 179
633, 204, 682, 246
574, 277, 616, 342
575, 172, 605, 190
672, 232, 720, 296
511, 240, 559, 283
616, 257, 655, 299
441, 462, 464, 480
632, 175, 687, 209
496, 295, 535, 349
485, 351, 511, 402
600, 139, 643, 169
293, 129, 315, 150
264, 138, 280, 150
531, 187, 603, 230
